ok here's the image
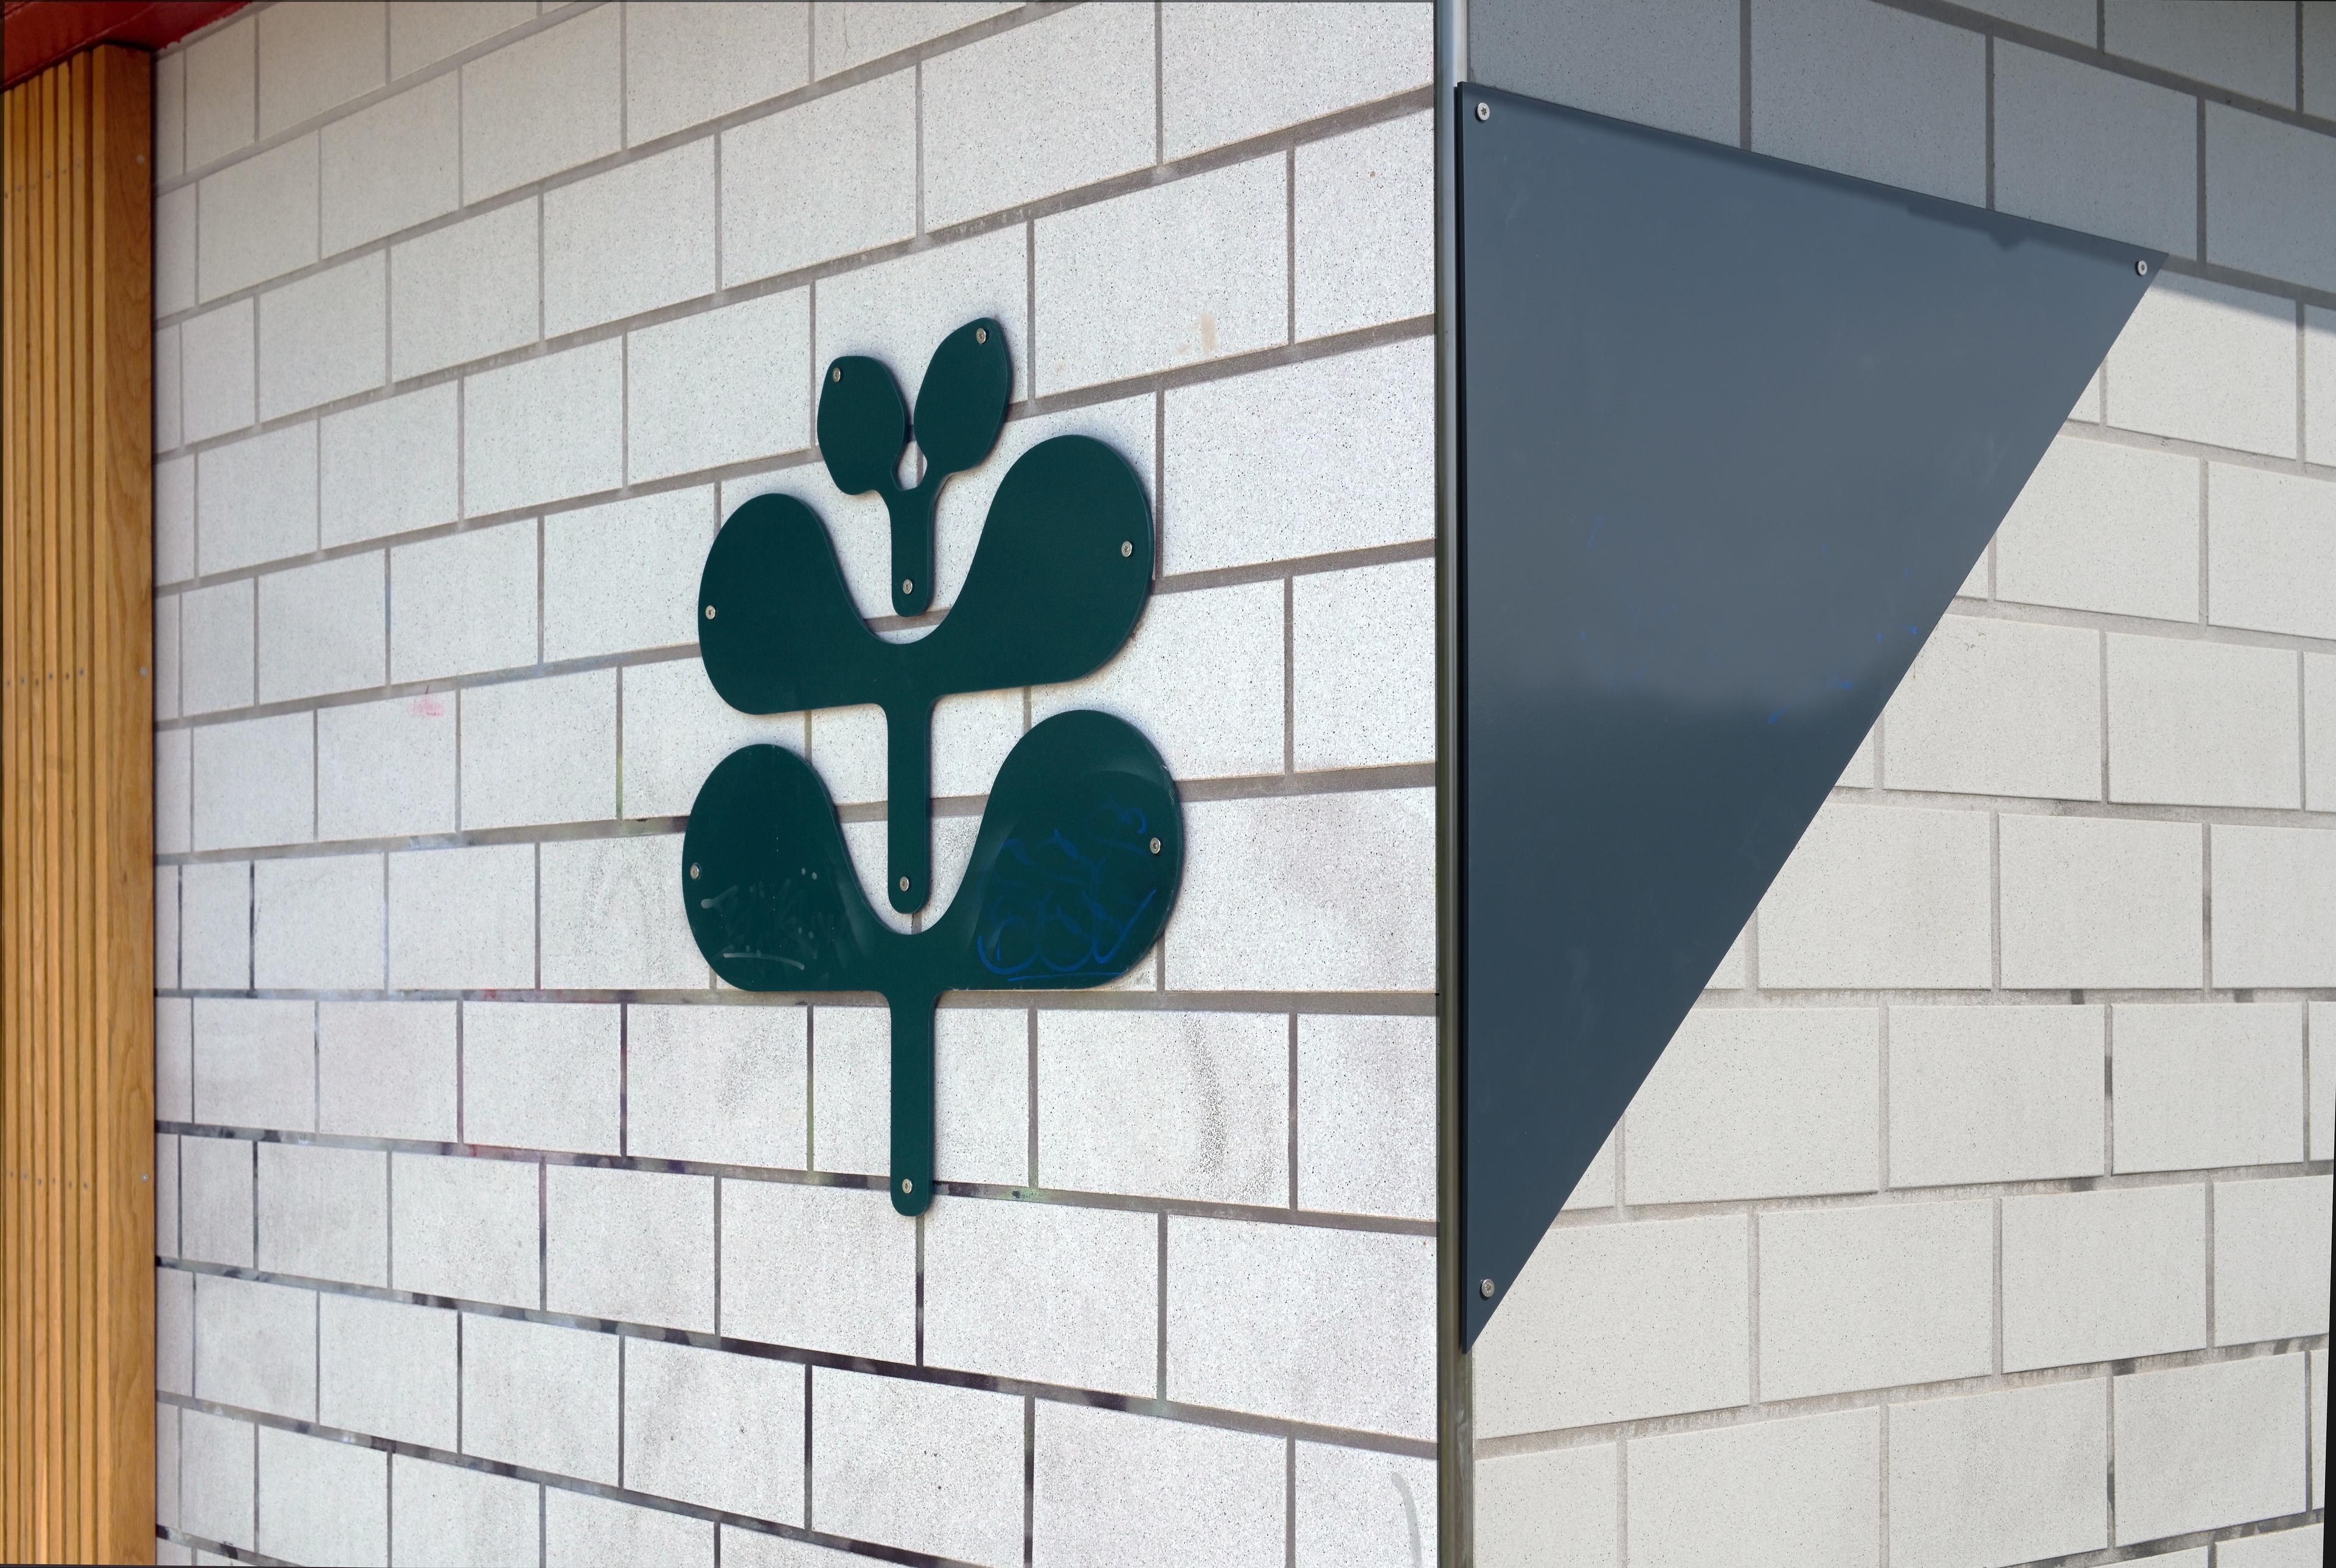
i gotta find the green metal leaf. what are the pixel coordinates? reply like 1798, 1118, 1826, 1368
816, 355, 908, 498
910, 317, 1010, 479
681, 711, 1182, 1213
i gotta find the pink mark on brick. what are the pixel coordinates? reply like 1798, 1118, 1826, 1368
409, 695, 445, 718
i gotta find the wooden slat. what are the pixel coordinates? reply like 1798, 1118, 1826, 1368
0, 43, 155, 1567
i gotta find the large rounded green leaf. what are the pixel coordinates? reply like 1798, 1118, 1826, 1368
817, 354, 908, 496
911, 317, 1010, 479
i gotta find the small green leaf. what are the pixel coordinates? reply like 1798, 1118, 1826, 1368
818, 355, 908, 496
911, 317, 1010, 479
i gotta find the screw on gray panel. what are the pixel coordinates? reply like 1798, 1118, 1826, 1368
1479, 1278, 1495, 1298
2136, 260, 2150, 276
1476, 103, 1490, 122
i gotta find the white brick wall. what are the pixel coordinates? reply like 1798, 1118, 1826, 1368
1470, 3, 2332, 1565
155, 3, 1433, 1561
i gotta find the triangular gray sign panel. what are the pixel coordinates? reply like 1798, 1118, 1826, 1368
1458, 85, 2158, 1349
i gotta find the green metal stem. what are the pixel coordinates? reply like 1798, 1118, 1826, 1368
884, 696, 933, 913
881, 474, 941, 618
888, 994, 937, 1215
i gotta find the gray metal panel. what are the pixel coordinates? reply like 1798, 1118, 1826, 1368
1457, 83, 2155, 1349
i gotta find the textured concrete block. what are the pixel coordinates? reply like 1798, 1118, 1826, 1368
1751, 0, 1983, 203
718, 1179, 914, 1361
1161, 2, 1428, 159
465, 339, 624, 515
2109, 635, 2299, 808
2207, 104, 2336, 292
318, 1292, 456, 1450
460, 1313, 617, 1482
2312, 307, 2336, 465
547, 1491, 714, 1568
2107, 275, 2298, 459
2220, 1528, 2327, 1568
806, 1005, 1032, 1187
1032, 1403, 1284, 1568
626, 289, 811, 483
813, 225, 1029, 398
544, 140, 715, 335
318, 693, 456, 840
1888, 1379, 2108, 1568
157, 184, 196, 317
156, 454, 195, 584
625, 1004, 807, 1168
1759, 803, 1992, 989
1293, 558, 1434, 771
321, 74, 458, 255
154, 327, 184, 453
2314, 1002, 2334, 1163
155, 1401, 179, 1533
198, 421, 316, 574
1029, 578, 1281, 784
811, 1370, 1022, 1566
178, 857, 246, 993
546, 1164, 714, 1329
617, 657, 794, 821
389, 1151, 538, 1306
717, 64, 911, 287
257, 1, 383, 136
925, 1198, 1157, 1396
180, 1408, 254, 1552
388, 201, 539, 380
181, 299, 257, 444
257, 553, 384, 703
1169, 1218, 1436, 1437
1297, 1013, 1434, 1220
253, 853, 383, 990
157, 997, 192, 1121
1034, 154, 1285, 394
461, 670, 617, 830
2214, 1174, 2332, 1345
1038, 1010, 1285, 1206
625, 1, 808, 145
2113, 1002, 2304, 1172
460, 6, 621, 202
2106, 0, 2296, 105
1995, 42, 2197, 255
2003, 1184, 2206, 1370
2213, 826, 2336, 987
813, 3, 1017, 77
386, 841, 535, 990
1995, 436, 2199, 622
155, 1134, 180, 1263
462, 1001, 619, 1154
1882, 616, 2101, 799
389, 1, 535, 78
539, 833, 706, 990
1998, 814, 2202, 990
2209, 465, 2336, 639
254, 1424, 384, 1568
1473, 1442, 1615, 1568
1294, 109, 1433, 341
1888, 1004, 2105, 1186
196, 136, 318, 302
1294, 1443, 1437, 1568
389, 1456, 538, 1568
183, 13, 255, 168
1169, 789, 1434, 991
1626, 1007, 1879, 1204
155, 47, 185, 179
319, 382, 459, 548
544, 487, 715, 661
158, 1267, 193, 1393
179, 580, 254, 716
192, 997, 313, 1132
388, 519, 537, 682
154, 594, 181, 727
179, 1134, 253, 1266
319, 1000, 456, 1141
257, 251, 385, 420
721, 1526, 870, 1567
924, 5, 1155, 229
195, 1272, 314, 1417
1473, 0, 1737, 146
1760, 1199, 1993, 1400
1627, 1409, 1880, 1568
2113, 1353, 2308, 1542
1475, 1213, 1747, 1436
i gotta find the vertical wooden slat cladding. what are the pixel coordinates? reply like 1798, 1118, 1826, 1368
0, 44, 154, 1568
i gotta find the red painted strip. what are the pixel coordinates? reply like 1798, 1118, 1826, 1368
4, 2, 249, 89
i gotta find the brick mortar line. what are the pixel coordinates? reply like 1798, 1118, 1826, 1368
2047, 417, 2336, 485
150, 762, 1436, 864
151, 1120, 1441, 1234
1818, 785, 2336, 829
1878, 0, 2336, 141
1473, 1336, 2328, 1460
151, 1313, 1438, 1462
149, 313, 1433, 576
153, 68, 1428, 359
1931, 590, 2336, 665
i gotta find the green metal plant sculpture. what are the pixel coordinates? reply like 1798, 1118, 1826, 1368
685, 322, 1181, 1214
